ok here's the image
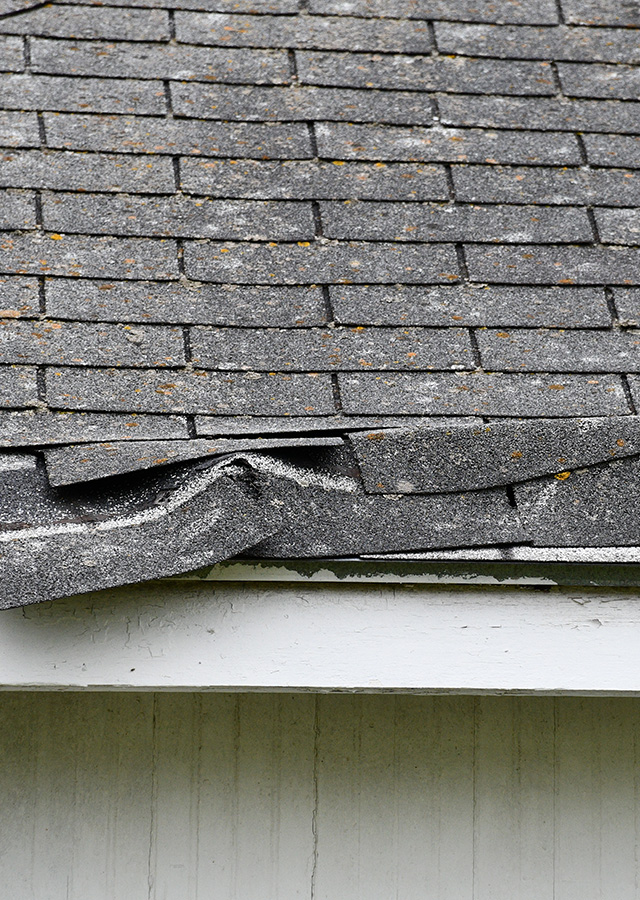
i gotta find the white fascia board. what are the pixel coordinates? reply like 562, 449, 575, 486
2, 577, 640, 694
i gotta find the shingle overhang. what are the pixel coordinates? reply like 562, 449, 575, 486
2, 0, 640, 606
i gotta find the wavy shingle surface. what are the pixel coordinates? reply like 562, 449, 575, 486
1, 0, 640, 604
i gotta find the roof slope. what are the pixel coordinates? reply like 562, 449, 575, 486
1, 0, 640, 604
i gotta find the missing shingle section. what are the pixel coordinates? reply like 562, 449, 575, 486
349, 417, 640, 495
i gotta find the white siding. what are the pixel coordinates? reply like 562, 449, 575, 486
1, 693, 640, 899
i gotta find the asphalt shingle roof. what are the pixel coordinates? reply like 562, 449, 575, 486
2, 0, 640, 605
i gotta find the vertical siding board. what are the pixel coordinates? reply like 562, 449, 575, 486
0, 693, 38, 900
149, 693, 202, 900
473, 697, 555, 900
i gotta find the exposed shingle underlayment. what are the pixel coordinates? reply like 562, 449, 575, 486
2, 0, 640, 605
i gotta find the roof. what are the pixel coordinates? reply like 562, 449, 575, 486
2, 0, 640, 607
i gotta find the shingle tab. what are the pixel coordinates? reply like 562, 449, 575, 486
297, 51, 555, 95
190, 325, 473, 370
171, 83, 436, 125
560, 0, 640, 27
435, 23, 640, 64
0, 190, 36, 230
321, 201, 592, 243
350, 416, 640, 493
315, 122, 581, 165
338, 372, 629, 416
180, 158, 449, 201
307, 0, 559, 23
466, 245, 640, 285
595, 209, 640, 246
558, 63, 640, 101
0, 276, 38, 318
583, 135, 640, 169
43, 113, 312, 158
0, 149, 175, 193
439, 94, 640, 134
514, 456, 640, 547
183, 240, 459, 284
613, 289, 640, 326
0, 111, 39, 148
0, 6, 170, 39
194, 413, 452, 435
0, 232, 179, 280
452, 165, 640, 207
0, 409, 189, 446
0, 74, 166, 115
175, 11, 432, 52
0, 320, 186, 367
60, 0, 301, 13
626, 376, 640, 411
46, 367, 337, 415
41, 193, 315, 241
0, 366, 37, 408
0, 36, 23, 72
31, 39, 290, 85
477, 329, 640, 373
330, 284, 611, 327
46, 280, 327, 327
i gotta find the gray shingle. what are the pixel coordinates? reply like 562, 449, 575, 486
613, 289, 640, 325
0, 36, 23, 71
180, 158, 449, 201
0, 6, 170, 39
583, 135, 640, 169
31, 39, 289, 85
0, 74, 166, 115
452, 165, 640, 207
0, 0, 45, 14
171, 83, 436, 125
0, 232, 179, 280
45, 435, 344, 485
558, 63, 640, 101
0, 320, 186, 367
183, 240, 460, 284
190, 325, 473, 370
330, 284, 611, 327
595, 209, 640, 246
0, 366, 37, 408
46, 367, 337, 415
0, 149, 175, 193
338, 371, 629, 416
60, 0, 301, 13
297, 51, 555, 95
0, 276, 38, 318
465, 245, 640, 285
514, 456, 640, 547
560, 0, 640, 26
350, 416, 640, 493
253, 478, 525, 557
195, 413, 450, 435
0, 409, 189, 446
477, 329, 640, 373
321, 201, 592, 243
0, 190, 36, 230
439, 94, 640, 134
315, 122, 581, 165
45, 280, 327, 326
435, 22, 640, 64
0, 111, 39, 148
626, 376, 640, 411
41, 193, 315, 241
306, 0, 559, 23
43, 113, 312, 158
175, 11, 432, 52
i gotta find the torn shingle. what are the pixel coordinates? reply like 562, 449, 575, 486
349, 417, 640, 494
44, 435, 345, 485
0, 410, 190, 447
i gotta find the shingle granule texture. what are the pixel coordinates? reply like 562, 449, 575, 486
4, 0, 640, 603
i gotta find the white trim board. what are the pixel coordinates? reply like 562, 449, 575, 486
3, 580, 640, 693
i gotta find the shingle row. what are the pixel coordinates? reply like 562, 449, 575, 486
0, 5, 171, 40
0, 279, 616, 329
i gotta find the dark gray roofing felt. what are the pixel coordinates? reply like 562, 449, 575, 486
2, 0, 640, 605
